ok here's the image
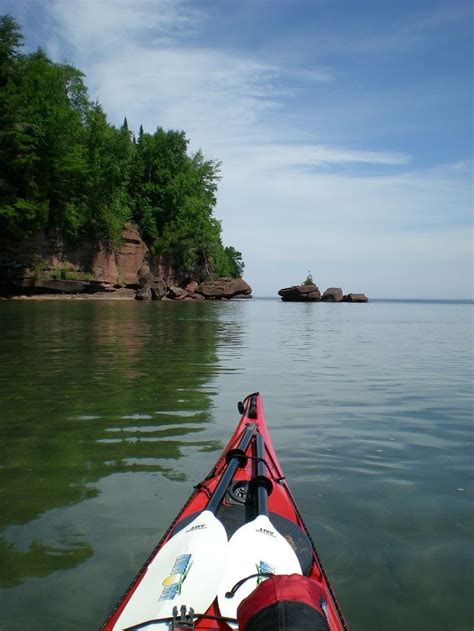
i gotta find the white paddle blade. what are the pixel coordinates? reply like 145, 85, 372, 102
217, 515, 302, 624
113, 511, 228, 630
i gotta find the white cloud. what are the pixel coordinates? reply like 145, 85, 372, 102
219, 144, 410, 173
87, 47, 283, 144
48, 0, 200, 54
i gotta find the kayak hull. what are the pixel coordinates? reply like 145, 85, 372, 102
102, 393, 348, 630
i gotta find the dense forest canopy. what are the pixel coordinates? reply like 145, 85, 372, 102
0, 15, 244, 278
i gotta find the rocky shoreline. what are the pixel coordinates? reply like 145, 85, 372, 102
0, 225, 252, 301
0, 280, 253, 301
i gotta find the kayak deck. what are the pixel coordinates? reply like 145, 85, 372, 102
102, 393, 348, 630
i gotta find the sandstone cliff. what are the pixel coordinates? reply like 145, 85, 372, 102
0, 225, 251, 300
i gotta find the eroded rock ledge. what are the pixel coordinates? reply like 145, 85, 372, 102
0, 225, 252, 301
278, 283, 368, 303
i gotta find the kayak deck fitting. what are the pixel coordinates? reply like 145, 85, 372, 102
102, 393, 348, 630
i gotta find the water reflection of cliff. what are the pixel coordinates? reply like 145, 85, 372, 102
0, 301, 238, 587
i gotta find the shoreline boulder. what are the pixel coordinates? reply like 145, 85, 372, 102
196, 278, 252, 300
184, 280, 199, 294
150, 279, 166, 300
135, 287, 152, 300
167, 286, 188, 300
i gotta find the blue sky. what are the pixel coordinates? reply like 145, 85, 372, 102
4, 0, 473, 298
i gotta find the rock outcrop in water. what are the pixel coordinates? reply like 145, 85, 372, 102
278, 281, 368, 303
343, 293, 368, 303
278, 284, 322, 302
322, 287, 344, 302
0, 225, 252, 301
196, 278, 252, 300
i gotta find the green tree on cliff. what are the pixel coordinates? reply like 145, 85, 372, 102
0, 14, 22, 86
0, 16, 245, 278
83, 103, 132, 242
223, 246, 245, 277
0, 29, 90, 239
0, 15, 45, 238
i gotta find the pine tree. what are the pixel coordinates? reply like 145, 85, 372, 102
0, 15, 23, 87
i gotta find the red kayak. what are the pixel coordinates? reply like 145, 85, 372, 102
103, 393, 348, 630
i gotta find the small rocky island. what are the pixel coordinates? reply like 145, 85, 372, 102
278, 276, 368, 303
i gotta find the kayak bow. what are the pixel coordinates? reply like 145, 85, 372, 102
102, 393, 348, 630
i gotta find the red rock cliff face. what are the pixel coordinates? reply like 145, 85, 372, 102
0, 225, 186, 294
89, 226, 148, 285
0, 225, 252, 300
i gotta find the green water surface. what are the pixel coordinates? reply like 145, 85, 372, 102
0, 299, 472, 630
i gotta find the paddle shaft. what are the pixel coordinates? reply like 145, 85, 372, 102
255, 432, 270, 517
217, 431, 302, 620
206, 424, 256, 514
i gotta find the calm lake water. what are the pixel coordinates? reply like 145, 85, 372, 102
0, 298, 472, 630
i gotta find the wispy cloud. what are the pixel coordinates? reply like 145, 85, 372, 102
49, 0, 201, 55
222, 144, 410, 173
